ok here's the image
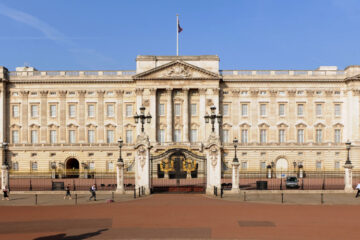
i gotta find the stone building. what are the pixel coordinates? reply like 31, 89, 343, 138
1, 55, 360, 178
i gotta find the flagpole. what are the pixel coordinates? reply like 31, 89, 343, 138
176, 14, 179, 56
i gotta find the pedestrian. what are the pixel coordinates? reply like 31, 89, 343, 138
355, 183, 360, 198
89, 184, 96, 201
2, 185, 9, 200
64, 184, 72, 200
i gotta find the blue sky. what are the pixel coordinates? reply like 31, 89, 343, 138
0, 0, 359, 71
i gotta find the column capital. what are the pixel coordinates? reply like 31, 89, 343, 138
135, 88, 144, 95
306, 90, 314, 97
353, 89, 360, 96
269, 90, 277, 97
250, 89, 259, 97
20, 91, 30, 97
40, 90, 49, 97
59, 90, 67, 97
231, 89, 240, 97
182, 88, 190, 92
211, 88, 220, 95
325, 90, 333, 97
97, 90, 105, 96
287, 90, 296, 97
115, 90, 124, 97
165, 88, 173, 96
199, 88, 207, 95
77, 90, 87, 97
149, 88, 157, 95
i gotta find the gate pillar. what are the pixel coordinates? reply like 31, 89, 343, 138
344, 163, 353, 192
116, 161, 125, 194
135, 132, 151, 195
1, 165, 8, 190
205, 132, 222, 195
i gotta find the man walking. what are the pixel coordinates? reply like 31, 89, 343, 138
89, 184, 97, 201
64, 184, 72, 200
356, 183, 360, 198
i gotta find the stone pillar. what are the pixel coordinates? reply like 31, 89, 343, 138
78, 90, 86, 143
231, 161, 240, 193
116, 161, 125, 193
135, 132, 151, 194
40, 91, 48, 143
183, 88, 189, 143
344, 163, 353, 192
199, 88, 207, 142
166, 88, 173, 142
205, 132, 222, 194
135, 88, 144, 136
1, 165, 8, 191
116, 90, 124, 141
149, 88, 157, 143
59, 91, 67, 143
20, 91, 30, 143
97, 90, 105, 143
299, 166, 304, 178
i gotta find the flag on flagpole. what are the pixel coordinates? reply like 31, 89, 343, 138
178, 20, 183, 33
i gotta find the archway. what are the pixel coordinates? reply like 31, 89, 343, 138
65, 158, 80, 178
275, 158, 288, 178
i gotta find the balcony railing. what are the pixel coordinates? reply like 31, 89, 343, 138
220, 70, 345, 76
8, 70, 136, 77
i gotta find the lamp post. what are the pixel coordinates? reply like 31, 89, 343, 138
204, 106, 222, 133
116, 138, 125, 193
293, 161, 297, 173
231, 138, 240, 193
344, 140, 353, 192
345, 140, 352, 165
134, 106, 152, 133
2, 142, 8, 166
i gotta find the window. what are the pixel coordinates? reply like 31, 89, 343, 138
241, 91, 248, 95
316, 104, 322, 116
31, 130, 38, 144
12, 130, 19, 144
241, 104, 248, 116
335, 161, 340, 170
241, 162, 248, 170
279, 104, 285, 116
316, 161, 322, 170
31, 105, 38, 117
50, 130, 57, 144
191, 104, 197, 116
88, 105, 95, 117
126, 104, 133, 117
297, 129, 304, 143
31, 162, 38, 171
260, 129, 267, 143
190, 129, 197, 143
12, 105, 19, 118
222, 130, 229, 143
279, 129, 285, 143
316, 129, 322, 143
174, 104, 181, 116
297, 104, 304, 116
50, 105, 56, 117
223, 104, 229, 116
260, 162, 266, 170
107, 104, 114, 117
158, 129, 165, 143
159, 104, 165, 116
174, 129, 181, 142
107, 162, 114, 171
88, 130, 95, 143
107, 130, 114, 143
69, 130, 76, 143
13, 162, 19, 171
260, 91, 266, 95
334, 104, 341, 116
69, 105, 76, 118
260, 104, 266, 116
89, 162, 95, 170
241, 129, 248, 143
334, 129, 341, 143
126, 130, 133, 143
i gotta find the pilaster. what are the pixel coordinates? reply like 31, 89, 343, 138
287, 90, 296, 142
199, 88, 207, 142
182, 88, 189, 142
97, 90, 105, 143
116, 90, 124, 141
40, 90, 48, 143
78, 90, 86, 143
166, 88, 173, 142
20, 91, 30, 143
59, 90, 67, 143
149, 88, 157, 143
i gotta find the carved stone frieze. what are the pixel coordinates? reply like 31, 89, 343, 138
162, 64, 192, 78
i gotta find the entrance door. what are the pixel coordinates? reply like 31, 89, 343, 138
276, 158, 288, 178
65, 158, 80, 178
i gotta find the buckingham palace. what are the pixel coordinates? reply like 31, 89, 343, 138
1, 55, 360, 190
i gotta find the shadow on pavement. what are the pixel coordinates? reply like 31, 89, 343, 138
33, 228, 108, 240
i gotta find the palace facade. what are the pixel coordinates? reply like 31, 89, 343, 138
1, 55, 360, 175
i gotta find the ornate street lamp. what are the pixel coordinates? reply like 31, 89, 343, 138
134, 106, 152, 133
293, 161, 297, 172
2, 142, 8, 166
117, 138, 123, 163
233, 138, 239, 163
345, 140, 352, 165
204, 106, 222, 133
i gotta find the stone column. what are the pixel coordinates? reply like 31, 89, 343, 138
1, 165, 8, 191
97, 90, 105, 143
250, 90, 258, 142
59, 91, 67, 143
344, 163, 353, 192
20, 91, 30, 143
135, 133, 151, 195
182, 88, 189, 143
205, 133, 222, 194
149, 88, 157, 143
199, 88, 207, 142
287, 90, 296, 142
166, 88, 173, 142
269, 90, 277, 143
78, 90, 86, 143
116, 161, 125, 193
116, 90, 124, 141
231, 161, 240, 193
135, 88, 144, 136
306, 90, 314, 143
40, 91, 48, 143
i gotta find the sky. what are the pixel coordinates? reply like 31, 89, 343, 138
0, 0, 359, 71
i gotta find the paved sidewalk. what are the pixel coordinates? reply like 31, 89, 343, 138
217, 191, 360, 205
0, 192, 140, 206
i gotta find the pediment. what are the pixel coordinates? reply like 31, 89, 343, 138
133, 60, 220, 80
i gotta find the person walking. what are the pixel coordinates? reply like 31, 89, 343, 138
64, 184, 72, 200
355, 183, 360, 198
2, 185, 10, 200
89, 184, 96, 201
